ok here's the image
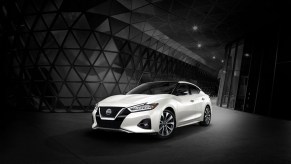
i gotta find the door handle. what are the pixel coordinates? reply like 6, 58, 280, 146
190, 100, 194, 102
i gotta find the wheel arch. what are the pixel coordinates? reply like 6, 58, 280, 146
164, 107, 175, 116
205, 103, 212, 113
205, 104, 211, 108
163, 107, 176, 128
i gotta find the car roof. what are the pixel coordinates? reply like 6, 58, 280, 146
143, 81, 177, 83
178, 81, 202, 91
141, 81, 202, 91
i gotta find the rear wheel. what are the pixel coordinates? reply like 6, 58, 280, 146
157, 110, 176, 139
199, 106, 211, 126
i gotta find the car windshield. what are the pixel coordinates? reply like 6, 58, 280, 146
127, 82, 178, 95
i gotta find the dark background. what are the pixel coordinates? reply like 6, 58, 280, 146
1, 0, 291, 163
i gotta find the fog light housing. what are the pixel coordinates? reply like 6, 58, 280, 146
138, 118, 151, 129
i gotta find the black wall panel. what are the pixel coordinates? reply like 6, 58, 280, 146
1, 0, 217, 112
221, 13, 291, 120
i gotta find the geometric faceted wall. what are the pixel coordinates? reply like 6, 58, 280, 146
4, 0, 217, 112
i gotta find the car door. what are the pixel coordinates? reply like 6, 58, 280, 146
173, 84, 196, 126
188, 85, 204, 120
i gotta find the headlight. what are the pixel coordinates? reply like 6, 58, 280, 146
127, 103, 159, 112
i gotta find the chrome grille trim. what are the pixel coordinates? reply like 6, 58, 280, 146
98, 107, 127, 120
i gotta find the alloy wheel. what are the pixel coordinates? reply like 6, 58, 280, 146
159, 110, 175, 137
204, 106, 211, 125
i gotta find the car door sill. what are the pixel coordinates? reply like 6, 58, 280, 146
177, 121, 200, 128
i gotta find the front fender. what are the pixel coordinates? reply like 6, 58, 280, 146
150, 99, 178, 132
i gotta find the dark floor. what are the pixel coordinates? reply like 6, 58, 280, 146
1, 106, 291, 164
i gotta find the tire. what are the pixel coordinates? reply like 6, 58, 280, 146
156, 109, 176, 139
199, 106, 211, 126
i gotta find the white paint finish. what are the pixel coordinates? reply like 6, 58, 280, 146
92, 81, 212, 133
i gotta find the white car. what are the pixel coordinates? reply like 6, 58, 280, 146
92, 81, 212, 138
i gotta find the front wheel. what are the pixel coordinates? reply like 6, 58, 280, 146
199, 106, 211, 126
156, 110, 176, 139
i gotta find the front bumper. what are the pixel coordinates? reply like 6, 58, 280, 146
92, 107, 159, 133
92, 126, 133, 133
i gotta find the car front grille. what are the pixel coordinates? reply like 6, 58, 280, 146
96, 117, 125, 129
96, 107, 131, 129
99, 106, 124, 118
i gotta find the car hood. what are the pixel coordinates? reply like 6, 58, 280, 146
98, 94, 173, 107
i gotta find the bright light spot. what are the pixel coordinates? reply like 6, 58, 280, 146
192, 25, 198, 31
221, 60, 224, 63
212, 56, 216, 59
244, 53, 250, 57
197, 43, 202, 48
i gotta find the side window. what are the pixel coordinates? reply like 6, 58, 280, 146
189, 85, 200, 95
173, 84, 190, 96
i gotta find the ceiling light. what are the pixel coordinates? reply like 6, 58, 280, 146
192, 25, 198, 31
197, 43, 202, 48
244, 53, 250, 57
212, 56, 216, 59
221, 60, 224, 63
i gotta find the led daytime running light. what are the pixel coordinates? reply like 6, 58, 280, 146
128, 103, 158, 112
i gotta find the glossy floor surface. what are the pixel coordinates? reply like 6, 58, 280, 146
1, 106, 291, 164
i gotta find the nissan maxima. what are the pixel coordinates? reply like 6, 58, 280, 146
92, 81, 212, 138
